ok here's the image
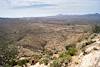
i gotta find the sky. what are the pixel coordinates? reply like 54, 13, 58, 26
0, 0, 100, 18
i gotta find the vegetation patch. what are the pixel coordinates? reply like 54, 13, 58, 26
17, 59, 29, 66
50, 60, 62, 67
39, 58, 49, 65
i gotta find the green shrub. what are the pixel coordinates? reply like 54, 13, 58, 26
50, 60, 61, 67
9, 60, 17, 66
32, 54, 42, 61
93, 25, 100, 33
59, 52, 72, 63
17, 59, 29, 66
65, 44, 76, 50
50, 55, 71, 67
60, 47, 77, 57
67, 47, 77, 56
43, 49, 53, 56
58, 47, 77, 66
0, 43, 18, 67
39, 58, 49, 65
3, 64, 12, 67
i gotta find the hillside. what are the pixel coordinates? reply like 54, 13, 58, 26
0, 14, 100, 67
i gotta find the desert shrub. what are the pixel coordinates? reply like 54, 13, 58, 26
50, 54, 71, 67
39, 58, 49, 65
30, 53, 42, 65
93, 25, 100, 33
39, 54, 51, 65
65, 46, 77, 56
0, 32, 18, 67
3, 64, 12, 67
17, 59, 29, 66
32, 54, 42, 60
59, 52, 72, 63
67, 47, 77, 56
65, 44, 76, 50
0, 43, 18, 67
9, 60, 17, 66
50, 60, 61, 67
58, 47, 77, 65
43, 49, 53, 56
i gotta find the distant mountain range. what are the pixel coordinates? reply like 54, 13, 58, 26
0, 13, 100, 24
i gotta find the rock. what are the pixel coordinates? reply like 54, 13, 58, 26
79, 50, 100, 67
19, 57, 26, 60
18, 47, 34, 57
68, 37, 100, 67
29, 62, 48, 67
78, 40, 100, 67
13, 65, 22, 67
85, 43, 100, 54
52, 54, 59, 59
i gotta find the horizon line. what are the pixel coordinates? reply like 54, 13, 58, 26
0, 13, 100, 18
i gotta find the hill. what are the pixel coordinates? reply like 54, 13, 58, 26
0, 14, 100, 67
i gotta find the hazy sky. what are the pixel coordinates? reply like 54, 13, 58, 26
0, 0, 100, 17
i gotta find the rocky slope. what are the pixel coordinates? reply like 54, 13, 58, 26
0, 22, 100, 67
27, 34, 100, 67
68, 34, 100, 67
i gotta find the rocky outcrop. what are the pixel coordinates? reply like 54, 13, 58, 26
69, 35, 100, 67
79, 50, 100, 67
78, 35, 100, 67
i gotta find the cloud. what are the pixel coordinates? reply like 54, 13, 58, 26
0, 0, 56, 8
12, 3, 56, 9
0, 0, 100, 17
